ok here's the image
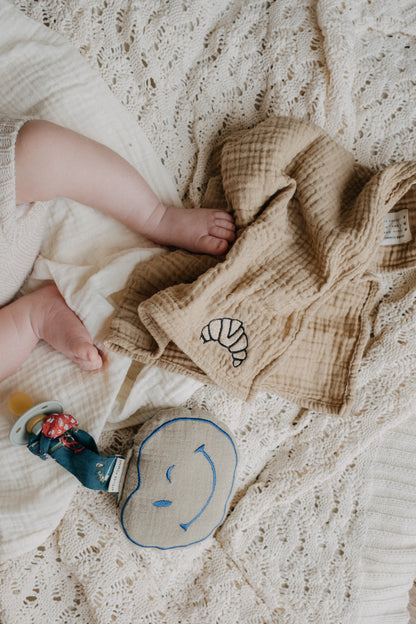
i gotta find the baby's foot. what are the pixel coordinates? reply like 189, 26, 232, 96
143, 203, 236, 255
31, 284, 102, 371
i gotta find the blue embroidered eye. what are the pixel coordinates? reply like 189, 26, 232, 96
152, 466, 176, 507
166, 465, 175, 483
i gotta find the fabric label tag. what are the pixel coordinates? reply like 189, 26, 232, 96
108, 457, 125, 493
380, 209, 412, 246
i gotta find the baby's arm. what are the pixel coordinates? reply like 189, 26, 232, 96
15, 120, 235, 254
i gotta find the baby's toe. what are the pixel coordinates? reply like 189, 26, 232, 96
210, 224, 236, 242
199, 235, 229, 255
214, 212, 235, 229
72, 342, 103, 371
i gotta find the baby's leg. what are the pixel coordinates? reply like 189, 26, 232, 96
0, 285, 102, 381
15, 120, 235, 255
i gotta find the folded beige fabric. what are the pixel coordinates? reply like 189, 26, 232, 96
105, 117, 416, 414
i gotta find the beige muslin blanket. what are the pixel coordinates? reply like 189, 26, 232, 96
105, 116, 416, 414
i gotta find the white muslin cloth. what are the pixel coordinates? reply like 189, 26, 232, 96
0, 1, 201, 562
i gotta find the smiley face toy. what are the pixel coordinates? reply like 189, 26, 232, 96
118, 407, 238, 549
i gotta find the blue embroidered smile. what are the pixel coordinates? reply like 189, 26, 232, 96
152, 444, 217, 532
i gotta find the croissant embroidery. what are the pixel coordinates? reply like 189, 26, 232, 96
200, 318, 248, 367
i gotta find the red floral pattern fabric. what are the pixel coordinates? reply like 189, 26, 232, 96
41, 414, 78, 439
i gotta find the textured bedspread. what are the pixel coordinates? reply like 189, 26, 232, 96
1, 1, 416, 622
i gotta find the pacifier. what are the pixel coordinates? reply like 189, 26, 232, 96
9, 392, 65, 444
8, 393, 238, 549
8, 392, 124, 492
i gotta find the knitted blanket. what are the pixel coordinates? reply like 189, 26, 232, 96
106, 116, 416, 414
2, 2, 416, 624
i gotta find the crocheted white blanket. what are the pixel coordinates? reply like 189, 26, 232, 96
2, 1, 416, 622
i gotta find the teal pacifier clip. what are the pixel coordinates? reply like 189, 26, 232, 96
8, 392, 125, 493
